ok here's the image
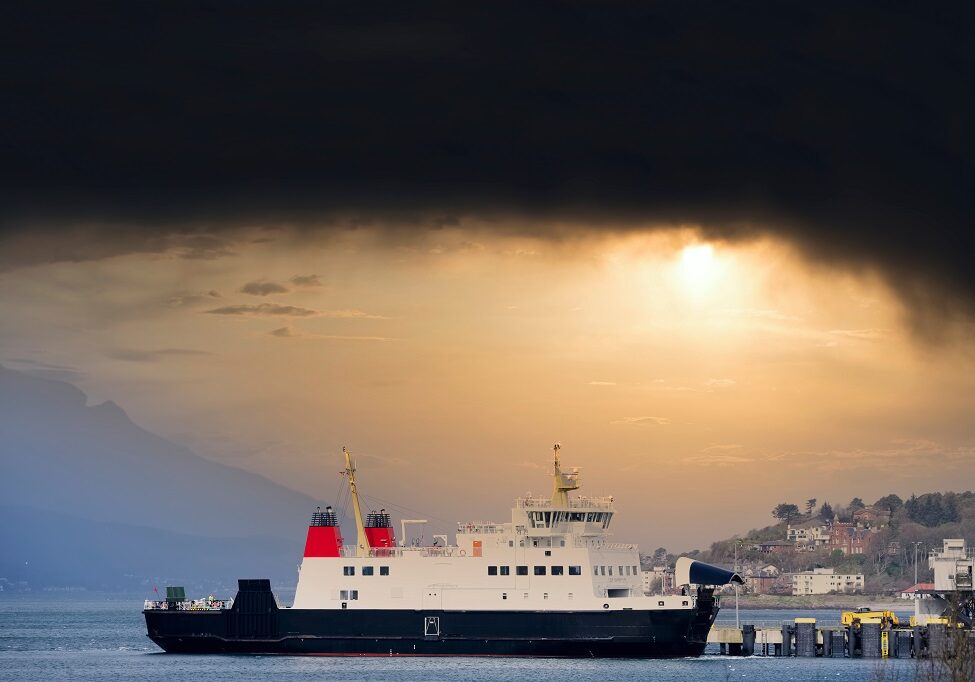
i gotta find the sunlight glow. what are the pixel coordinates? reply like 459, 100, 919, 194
679, 243, 717, 292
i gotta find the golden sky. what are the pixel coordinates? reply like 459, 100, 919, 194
3, 225, 974, 550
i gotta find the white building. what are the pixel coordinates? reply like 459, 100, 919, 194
786, 521, 831, 548
790, 568, 864, 595
641, 566, 673, 594
928, 538, 974, 591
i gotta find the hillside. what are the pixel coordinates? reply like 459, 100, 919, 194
0, 365, 324, 590
680, 493, 975, 593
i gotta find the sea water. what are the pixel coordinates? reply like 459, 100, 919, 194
0, 594, 924, 681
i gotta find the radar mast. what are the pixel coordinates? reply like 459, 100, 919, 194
343, 447, 369, 557
550, 443, 581, 506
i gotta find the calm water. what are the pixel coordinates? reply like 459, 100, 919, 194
0, 594, 923, 681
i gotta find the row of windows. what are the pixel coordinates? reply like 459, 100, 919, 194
527, 511, 613, 529
339, 590, 358, 600
486, 565, 583, 576
343, 566, 390, 576
592, 565, 639, 577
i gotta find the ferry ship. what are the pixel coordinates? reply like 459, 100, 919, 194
144, 445, 742, 656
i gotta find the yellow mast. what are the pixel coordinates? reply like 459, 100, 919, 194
343, 447, 369, 557
550, 443, 580, 506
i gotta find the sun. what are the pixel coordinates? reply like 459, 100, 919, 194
680, 243, 717, 291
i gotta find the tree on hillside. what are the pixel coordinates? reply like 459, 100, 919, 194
772, 503, 801, 521
818, 501, 834, 520
805, 498, 817, 516
652, 547, 667, 565
848, 497, 866, 511
905, 493, 961, 527
874, 493, 903, 513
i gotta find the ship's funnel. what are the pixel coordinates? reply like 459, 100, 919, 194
365, 508, 395, 551
303, 505, 343, 557
674, 557, 744, 587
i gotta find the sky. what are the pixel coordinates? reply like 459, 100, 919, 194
2, 2, 974, 551
3, 225, 974, 551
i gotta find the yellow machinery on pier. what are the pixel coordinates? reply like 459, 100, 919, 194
841, 607, 899, 628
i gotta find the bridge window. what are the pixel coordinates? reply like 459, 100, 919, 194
488, 566, 498, 576
609, 566, 614, 576
534, 566, 546, 576
380, 566, 389, 576
600, 566, 606, 576
362, 566, 374, 576
339, 590, 359, 600
569, 566, 581, 575
343, 566, 355, 576
551, 566, 564, 575
593, 566, 598, 576
500, 566, 510, 576
517, 566, 528, 576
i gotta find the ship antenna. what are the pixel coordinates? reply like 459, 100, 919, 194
550, 442, 580, 507
343, 447, 370, 557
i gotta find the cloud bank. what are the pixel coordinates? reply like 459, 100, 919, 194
2, 2, 973, 327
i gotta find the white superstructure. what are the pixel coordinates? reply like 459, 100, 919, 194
292, 445, 695, 614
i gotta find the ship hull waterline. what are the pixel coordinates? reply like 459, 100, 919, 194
145, 606, 717, 657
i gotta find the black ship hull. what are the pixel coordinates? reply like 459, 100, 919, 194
145, 580, 718, 658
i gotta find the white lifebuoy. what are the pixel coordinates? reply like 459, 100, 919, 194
459, 549, 467, 557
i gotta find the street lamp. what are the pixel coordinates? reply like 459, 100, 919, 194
912, 542, 924, 586
734, 539, 742, 629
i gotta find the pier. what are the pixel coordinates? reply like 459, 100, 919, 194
709, 617, 973, 658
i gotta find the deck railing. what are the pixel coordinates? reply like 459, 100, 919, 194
143, 599, 232, 611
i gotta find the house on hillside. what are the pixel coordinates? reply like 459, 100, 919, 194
853, 505, 891, 528
828, 522, 878, 556
744, 564, 785, 594
786, 518, 831, 549
753, 540, 795, 555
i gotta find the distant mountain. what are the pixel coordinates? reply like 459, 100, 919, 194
0, 365, 322, 590
0, 504, 299, 592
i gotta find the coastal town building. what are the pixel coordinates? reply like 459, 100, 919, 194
752, 540, 795, 555
790, 568, 864, 595
786, 519, 831, 548
827, 523, 876, 556
852, 505, 891, 528
928, 538, 974, 591
640, 566, 674, 595
899, 582, 935, 600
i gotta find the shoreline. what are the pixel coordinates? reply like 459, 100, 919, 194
725, 594, 907, 611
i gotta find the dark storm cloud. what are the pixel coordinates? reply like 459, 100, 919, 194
240, 280, 289, 296
1, 2, 973, 323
